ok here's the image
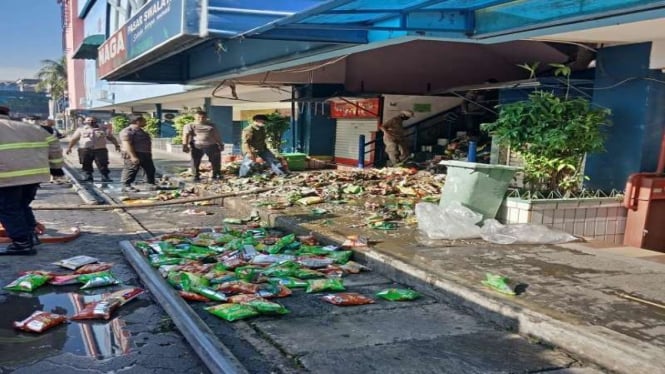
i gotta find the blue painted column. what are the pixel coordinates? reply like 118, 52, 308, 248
207, 105, 234, 150
294, 84, 343, 156
586, 43, 665, 190
155, 103, 162, 137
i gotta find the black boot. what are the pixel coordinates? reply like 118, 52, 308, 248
33, 232, 42, 246
82, 173, 93, 182
101, 174, 112, 182
0, 240, 36, 256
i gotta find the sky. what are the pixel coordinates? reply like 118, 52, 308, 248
0, 0, 63, 81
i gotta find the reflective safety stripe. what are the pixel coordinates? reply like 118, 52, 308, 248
0, 167, 49, 178
49, 158, 64, 164
46, 135, 56, 142
0, 141, 48, 151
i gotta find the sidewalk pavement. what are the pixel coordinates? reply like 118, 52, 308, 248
64, 143, 665, 373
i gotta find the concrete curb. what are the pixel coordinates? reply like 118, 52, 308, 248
220, 195, 665, 374
120, 241, 249, 374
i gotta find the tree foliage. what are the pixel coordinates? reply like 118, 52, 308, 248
35, 57, 67, 112
482, 64, 611, 194
264, 112, 290, 152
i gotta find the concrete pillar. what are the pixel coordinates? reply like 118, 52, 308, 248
586, 43, 665, 191
155, 103, 162, 137
207, 105, 234, 149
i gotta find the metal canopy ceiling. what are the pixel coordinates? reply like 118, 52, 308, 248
216, 0, 665, 44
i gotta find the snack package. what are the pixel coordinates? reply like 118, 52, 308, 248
297, 257, 334, 269
74, 262, 114, 274
243, 299, 289, 315
149, 254, 184, 267
49, 274, 80, 286
71, 298, 122, 320
77, 271, 120, 290
481, 273, 516, 296
293, 268, 325, 279
205, 303, 259, 322
4, 273, 50, 292
179, 291, 210, 302
216, 281, 260, 295
13, 311, 67, 333
375, 288, 421, 301
322, 292, 375, 306
53, 255, 99, 270
339, 261, 370, 274
327, 250, 353, 265
268, 277, 308, 289
305, 279, 345, 293
104, 287, 144, 305
256, 284, 292, 299
228, 294, 263, 304
167, 272, 209, 292
192, 286, 228, 302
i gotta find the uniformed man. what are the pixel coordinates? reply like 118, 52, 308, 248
239, 114, 287, 178
380, 110, 414, 166
182, 110, 224, 182
65, 116, 120, 182
0, 105, 63, 255
119, 116, 156, 192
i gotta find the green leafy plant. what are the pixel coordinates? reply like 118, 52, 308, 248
482, 63, 611, 195
264, 112, 290, 153
143, 115, 159, 137
172, 112, 195, 145
111, 115, 129, 134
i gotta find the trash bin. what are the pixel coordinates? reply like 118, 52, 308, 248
282, 153, 307, 171
439, 160, 519, 219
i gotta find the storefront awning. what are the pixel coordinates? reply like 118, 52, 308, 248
72, 34, 105, 60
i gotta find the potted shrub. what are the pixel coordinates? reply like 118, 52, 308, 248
264, 112, 290, 153
482, 63, 611, 196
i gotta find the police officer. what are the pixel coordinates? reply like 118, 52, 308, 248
182, 110, 224, 182
239, 114, 287, 178
119, 116, 156, 192
65, 116, 120, 182
380, 110, 414, 166
0, 106, 64, 255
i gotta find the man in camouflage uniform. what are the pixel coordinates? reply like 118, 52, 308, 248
239, 114, 287, 177
380, 110, 414, 166
65, 116, 120, 182
182, 110, 224, 182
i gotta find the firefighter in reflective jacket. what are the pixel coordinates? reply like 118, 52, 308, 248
0, 105, 64, 255
380, 110, 414, 166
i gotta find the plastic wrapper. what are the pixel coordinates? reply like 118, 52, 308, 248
53, 255, 99, 270
305, 278, 345, 293
209, 274, 239, 285
250, 254, 295, 265
297, 196, 324, 206
13, 311, 67, 333
376, 288, 421, 301
205, 303, 259, 322
297, 245, 330, 255
319, 265, 344, 278
77, 271, 120, 289
256, 284, 292, 299
297, 256, 334, 269
221, 256, 246, 270
104, 287, 144, 305
235, 266, 266, 283
480, 219, 578, 245
173, 262, 213, 274
228, 294, 263, 304
481, 273, 516, 296
294, 268, 326, 279
179, 291, 210, 302
149, 254, 184, 267
268, 277, 308, 289
4, 273, 50, 292
216, 281, 260, 295
49, 274, 80, 286
192, 286, 228, 302
415, 202, 482, 240
71, 298, 122, 320
327, 250, 353, 265
74, 262, 114, 274
340, 261, 370, 274
297, 235, 318, 246
243, 299, 289, 315
266, 234, 296, 254
167, 272, 209, 291
321, 292, 375, 306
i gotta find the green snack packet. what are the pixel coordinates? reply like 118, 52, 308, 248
305, 278, 345, 293
192, 286, 228, 302
297, 245, 330, 255
327, 250, 353, 264
77, 271, 120, 290
149, 254, 183, 267
134, 241, 153, 256
294, 268, 326, 280
244, 300, 289, 315
268, 277, 308, 289
4, 273, 50, 292
267, 234, 296, 254
206, 303, 259, 322
235, 266, 264, 283
167, 272, 209, 291
223, 218, 244, 225
482, 273, 516, 296
376, 288, 421, 301
209, 274, 239, 284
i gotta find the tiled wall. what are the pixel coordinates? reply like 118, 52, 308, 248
497, 198, 627, 244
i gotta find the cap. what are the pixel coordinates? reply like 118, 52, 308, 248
400, 110, 414, 118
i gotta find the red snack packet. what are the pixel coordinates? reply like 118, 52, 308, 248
216, 281, 260, 295
14, 311, 67, 333
179, 291, 210, 302
71, 299, 122, 320
228, 294, 263, 304
321, 292, 375, 306
49, 274, 80, 286
74, 262, 114, 274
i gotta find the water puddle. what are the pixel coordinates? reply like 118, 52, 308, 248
0, 289, 133, 365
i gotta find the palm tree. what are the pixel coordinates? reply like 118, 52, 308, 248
35, 56, 68, 115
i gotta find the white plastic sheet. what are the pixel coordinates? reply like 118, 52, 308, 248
480, 219, 578, 244
415, 202, 482, 240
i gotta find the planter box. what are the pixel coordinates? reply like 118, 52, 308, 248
497, 197, 627, 244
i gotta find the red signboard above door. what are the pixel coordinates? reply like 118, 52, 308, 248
330, 98, 380, 119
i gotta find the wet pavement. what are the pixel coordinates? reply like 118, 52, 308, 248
50, 142, 665, 373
